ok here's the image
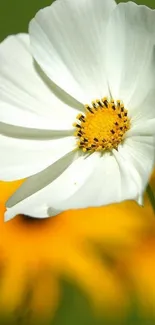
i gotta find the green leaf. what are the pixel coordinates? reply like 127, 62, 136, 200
51, 279, 103, 325
146, 184, 155, 214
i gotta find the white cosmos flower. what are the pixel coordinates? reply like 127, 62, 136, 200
1, 0, 155, 221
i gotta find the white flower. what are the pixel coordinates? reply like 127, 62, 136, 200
0, 0, 155, 221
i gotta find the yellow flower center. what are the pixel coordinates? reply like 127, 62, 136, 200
73, 97, 130, 152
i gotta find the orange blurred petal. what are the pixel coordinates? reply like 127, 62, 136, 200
0, 177, 154, 318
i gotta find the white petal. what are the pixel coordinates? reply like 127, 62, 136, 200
126, 119, 155, 137
106, 2, 155, 116
137, 195, 144, 206
0, 33, 81, 130
29, 0, 116, 104
57, 151, 139, 210
5, 205, 62, 221
0, 135, 76, 181
60, 134, 155, 210
116, 136, 155, 194
5, 151, 100, 219
0, 121, 73, 140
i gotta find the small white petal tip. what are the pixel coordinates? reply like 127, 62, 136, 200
136, 194, 144, 207
4, 208, 15, 222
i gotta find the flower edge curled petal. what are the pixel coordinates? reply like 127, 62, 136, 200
29, 0, 116, 104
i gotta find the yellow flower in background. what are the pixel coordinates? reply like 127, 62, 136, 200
0, 178, 154, 321
0, 0, 155, 221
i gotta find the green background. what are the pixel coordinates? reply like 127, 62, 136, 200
0, 0, 155, 324
0, 0, 155, 42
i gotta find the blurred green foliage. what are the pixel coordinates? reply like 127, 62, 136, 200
0, 0, 52, 41
0, 278, 155, 325
52, 280, 155, 325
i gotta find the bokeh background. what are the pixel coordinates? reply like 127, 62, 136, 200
0, 0, 155, 324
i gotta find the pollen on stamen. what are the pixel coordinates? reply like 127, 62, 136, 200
73, 97, 130, 153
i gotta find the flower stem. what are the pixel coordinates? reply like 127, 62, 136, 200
146, 184, 155, 214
